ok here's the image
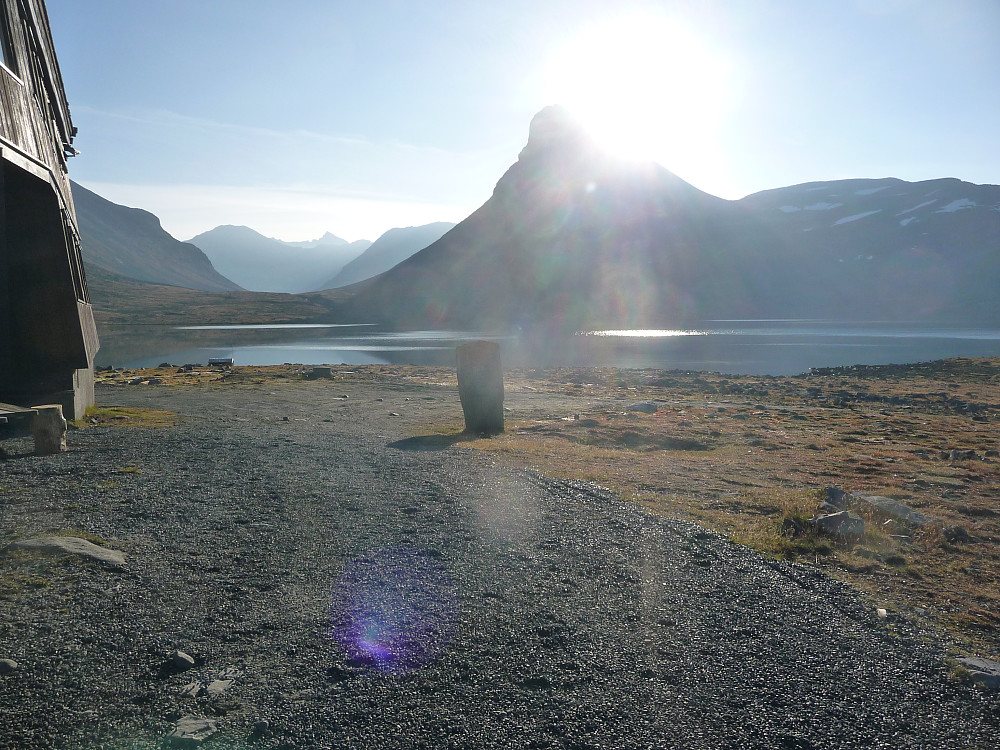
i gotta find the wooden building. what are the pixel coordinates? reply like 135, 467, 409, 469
0, 0, 97, 420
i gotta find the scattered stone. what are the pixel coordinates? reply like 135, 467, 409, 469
943, 525, 972, 544
7, 536, 125, 567
205, 679, 233, 697
810, 511, 865, 543
876, 608, 888, 619
178, 681, 202, 698
781, 517, 805, 538
168, 715, 218, 745
388, 412, 400, 417
823, 487, 847, 509
251, 720, 270, 738
957, 657, 1000, 691
950, 449, 980, 461
825, 487, 939, 528
158, 362, 172, 368
626, 402, 658, 414
171, 650, 196, 671
0, 658, 18, 675
147, 377, 163, 385
305, 366, 332, 380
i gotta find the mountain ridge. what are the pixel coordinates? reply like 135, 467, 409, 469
349, 106, 1000, 331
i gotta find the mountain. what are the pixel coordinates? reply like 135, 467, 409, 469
284, 231, 368, 250
350, 106, 1000, 332
72, 181, 242, 292
316, 222, 456, 289
189, 225, 371, 293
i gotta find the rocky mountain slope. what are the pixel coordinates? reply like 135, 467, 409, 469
351, 107, 1000, 332
189, 225, 371, 293
72, 181, 242, 293
317, 222, 456, 289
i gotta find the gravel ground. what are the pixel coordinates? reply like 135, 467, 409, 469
0, 379, 998, 749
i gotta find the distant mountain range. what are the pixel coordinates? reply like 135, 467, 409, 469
352, 106, 1000, 331
72, 181, 242, 293
318, 222, 455, 289
186, 225, 372, 294
73, 107, 999, 334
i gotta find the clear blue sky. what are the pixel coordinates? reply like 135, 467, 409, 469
47, 0, 1000, 243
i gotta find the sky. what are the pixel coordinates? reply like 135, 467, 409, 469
46, 0, 1000, 243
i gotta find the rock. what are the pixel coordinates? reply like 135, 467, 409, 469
957, 657, 1000, 691
31, 404, 67, 455
810, 511, 865, 543
456, 341, 505, 435
825, 488, 939, 529
876, 608, 888, 619
305, 366, 332, 380
178, 681, 202, 698
171, 650, 196, 671
781, 517, 805, 538
626, 402, 658, 414
7, 536, 126, 566
0, 658, 18, 675
949, 449, 979, 461
943, 525, 972, 544
168, 716, 218, 745
578, 419, 600, 428
986, 449, 999, 458
205, 679, 233, 697
147, 377, 163, 385
251, 719, 270, 737
823, 487, 847, 509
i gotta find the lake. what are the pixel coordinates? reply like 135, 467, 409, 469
94, 320, 1000, 375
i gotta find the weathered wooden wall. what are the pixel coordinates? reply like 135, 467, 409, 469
0, 0, 96, 418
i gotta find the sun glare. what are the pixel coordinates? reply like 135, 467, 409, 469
541, 13, 731, 175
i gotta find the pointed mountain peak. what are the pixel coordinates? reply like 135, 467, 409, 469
518, 105, 593, 162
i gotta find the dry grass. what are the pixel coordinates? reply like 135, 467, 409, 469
458, 359, 1000, 658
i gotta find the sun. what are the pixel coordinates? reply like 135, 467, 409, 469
540, 13, 731, 176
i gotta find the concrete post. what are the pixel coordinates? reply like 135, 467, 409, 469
32, 404, 67, 454
456, 340, 504, 435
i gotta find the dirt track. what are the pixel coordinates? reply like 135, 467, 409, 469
1, 378, 998, 748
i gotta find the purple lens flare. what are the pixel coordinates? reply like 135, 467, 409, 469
330, 546, 458, 674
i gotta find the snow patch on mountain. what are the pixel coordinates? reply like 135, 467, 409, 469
804, 202, 843, 211
779, 206, 801, 212
935, 198, 977, 213
855, 186, 889, 196
900, 217, 916, 227
834, 210, 882, 226
897, 200, 937, 215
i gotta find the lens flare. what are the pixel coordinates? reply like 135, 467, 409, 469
330, 546, 458, 674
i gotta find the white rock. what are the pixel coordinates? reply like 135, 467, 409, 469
7, 536, 125, 566
168, 716, 218, 744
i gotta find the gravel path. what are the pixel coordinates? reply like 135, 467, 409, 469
1, 380, 997, 749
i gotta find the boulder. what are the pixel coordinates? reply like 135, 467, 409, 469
31, 404, 67, 455
810, 511, 865, 543
456, 341, 504, 435
168, 716, 218, 745
957, 657, 1000, 691
627, 402, 658, 414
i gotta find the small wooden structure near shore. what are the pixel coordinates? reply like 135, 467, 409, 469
0, 0, 98, 419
